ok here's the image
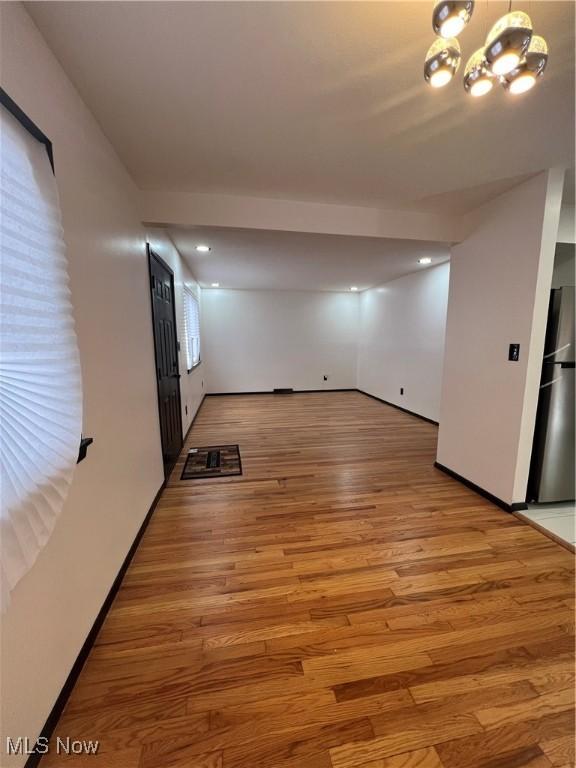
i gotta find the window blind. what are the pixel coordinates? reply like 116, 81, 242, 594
0, 105, 82, 610
183, 288, 200, 370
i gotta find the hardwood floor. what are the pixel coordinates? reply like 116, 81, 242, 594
42, 392, 575, 768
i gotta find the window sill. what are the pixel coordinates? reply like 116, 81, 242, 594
187, 361, 202, 374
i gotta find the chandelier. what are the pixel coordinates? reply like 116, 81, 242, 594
424, 1, 549, 96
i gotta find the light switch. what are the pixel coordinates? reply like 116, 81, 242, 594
508, 343, 520, 361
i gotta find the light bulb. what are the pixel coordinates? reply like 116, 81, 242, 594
470, 78, 493, 97
509, 72, 537, 94
430, 68, 453, 88
440, 15, 466, 38
491, 51, 521, 76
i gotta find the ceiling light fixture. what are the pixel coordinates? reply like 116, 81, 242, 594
484, 10, 532, 76
502, 34, 548, 94
424, 3, 548, 100
195, 244, 211, 253
418, 257, 433, 265
350, 286, 359, 292
211, 282, 220, 287
463, 48, 493, 96
432, 0, 474, 39
424, 37, 461, 88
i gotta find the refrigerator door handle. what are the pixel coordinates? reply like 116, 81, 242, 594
540, 376, 562, 390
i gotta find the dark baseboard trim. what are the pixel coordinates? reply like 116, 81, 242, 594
434, 461, 528, 513
24, 481, 166, 768
357, 390, 439, 426
206, 389, 357, 396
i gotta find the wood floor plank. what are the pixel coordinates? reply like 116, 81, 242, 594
410, 656, 573, 705
539, 735, 576, 766
37, 393, 575, 768
475, 687, 575, 729
329, 711, 483, 768
354, 747, 445, 768
435, 711, 574, 768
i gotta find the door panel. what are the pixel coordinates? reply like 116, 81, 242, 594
544, 287, 575, 363
148, 248, 183, 476
529, 363, 575, 503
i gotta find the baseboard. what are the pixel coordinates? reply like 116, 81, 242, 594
206, 388, 357, 396
24, 482, 166, 768
434, 461, 528, 513
357, 390, 439, 426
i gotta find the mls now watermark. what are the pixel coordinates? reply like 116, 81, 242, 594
6, 736, 99, 756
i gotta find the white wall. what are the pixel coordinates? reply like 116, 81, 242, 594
0, 5, 166, 765
202, 289, 359, 393
437, 171, 564, 506
146, 230, 205, 434
357, 263, 450, 422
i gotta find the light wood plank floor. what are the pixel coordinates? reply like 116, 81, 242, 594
42, 392, 575, 768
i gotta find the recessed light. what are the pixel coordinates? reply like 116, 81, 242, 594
350, 286, 359, 292
211, 282, 220, 288
418, 257, 432, 265
195, 244, 211, 253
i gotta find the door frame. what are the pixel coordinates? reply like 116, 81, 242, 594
147, 244, 184, 478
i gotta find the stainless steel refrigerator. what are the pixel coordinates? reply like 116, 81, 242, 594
528, 286, 575, 503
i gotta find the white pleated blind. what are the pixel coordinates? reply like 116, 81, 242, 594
183, 288, 200, 370
0, 105, 82, 610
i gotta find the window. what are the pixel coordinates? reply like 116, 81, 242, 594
183, 287, 201, 371
0, 98, 82, 610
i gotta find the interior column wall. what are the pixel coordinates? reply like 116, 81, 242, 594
436, 170, 564, 506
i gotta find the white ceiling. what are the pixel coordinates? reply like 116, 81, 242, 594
168, 226, 450, 291
27, 1, 575, 212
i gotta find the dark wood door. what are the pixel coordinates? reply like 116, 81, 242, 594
148, 247, 183, 475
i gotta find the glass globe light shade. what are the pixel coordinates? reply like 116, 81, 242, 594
463, 48, 493, 96
424, 37, 461, 87
484, 11, 533, 76
502, 35, 549, 94
432, 1, 475, 38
